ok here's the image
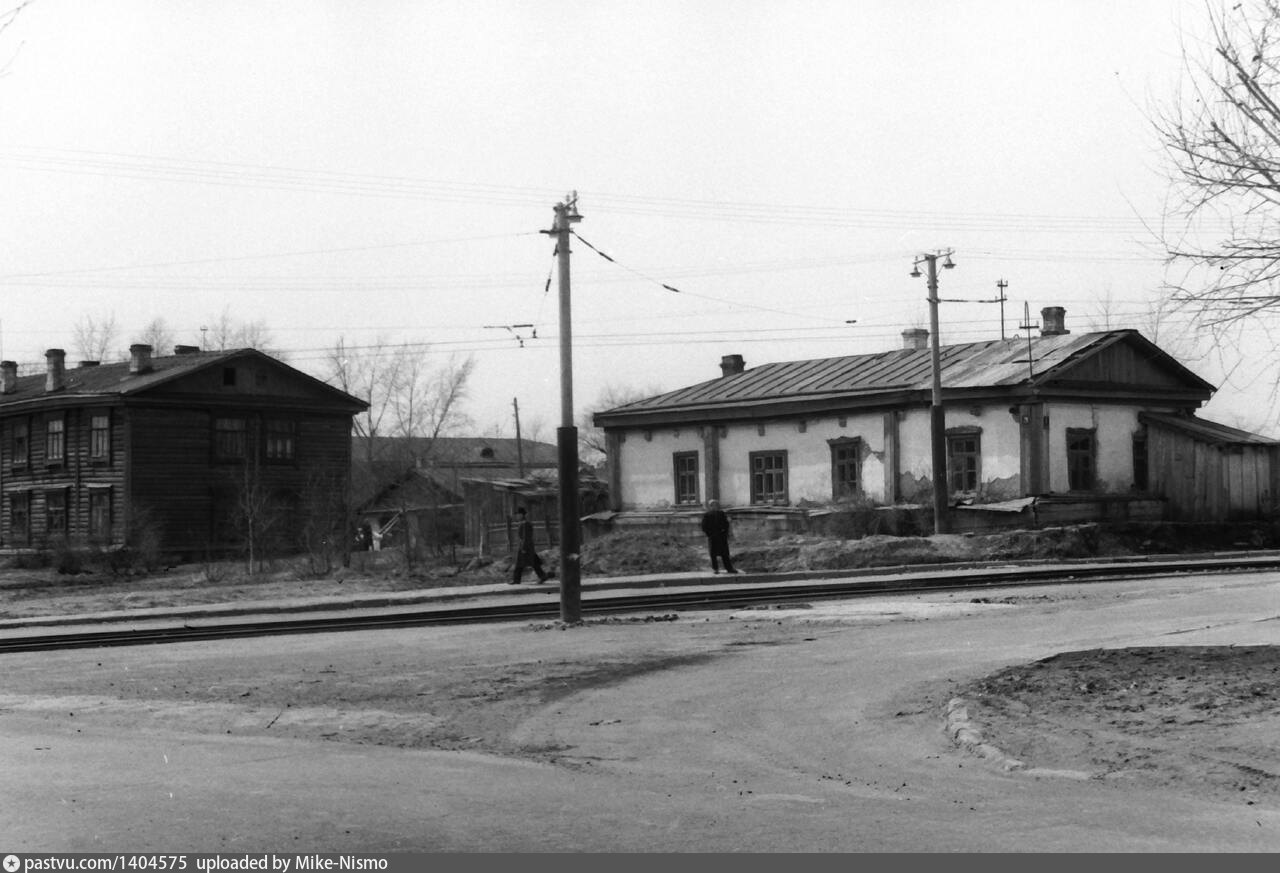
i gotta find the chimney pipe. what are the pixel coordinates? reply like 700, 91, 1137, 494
902, 328, 929, 350
719, 354, 745, 378
129, 344, 154, 374
1041, 306, 1069, 337
45, 349, 66, 392
0, 360, 17, 394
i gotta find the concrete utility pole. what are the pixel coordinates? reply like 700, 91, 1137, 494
996, 279, 1008, 341
542, 193, 583, 623
911, 249, 956, 536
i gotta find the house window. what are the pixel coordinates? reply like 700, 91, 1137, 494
750, 450, 788, 505
214, 417, 247, 460
830, 438, 861, 499
223, 367, 237, 387
89, 488, 111, 541
90, 412, 111, 461
947, 430, 981, 494
265, 419, 296, 462
674, 452, 700, 506
11, 419, 28, 467
1132, 431, 1149, 491
45, 489, 67, 536
1067, 428, 1097, 491
45, 416, 65, 464
8, 492, 29, 544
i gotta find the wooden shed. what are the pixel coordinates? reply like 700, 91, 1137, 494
1142, 412, 1280, 521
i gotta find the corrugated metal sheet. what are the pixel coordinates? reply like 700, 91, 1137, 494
605, 329, 1201, 415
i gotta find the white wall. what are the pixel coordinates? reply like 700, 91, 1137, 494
1044, 403, 1143, 493
616, 427, 704, 508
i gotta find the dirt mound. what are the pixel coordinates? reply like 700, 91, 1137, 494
578, 531, 704, 575
956, 646, 1280, 804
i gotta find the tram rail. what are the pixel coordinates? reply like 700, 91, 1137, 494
2, 554, 1278, 653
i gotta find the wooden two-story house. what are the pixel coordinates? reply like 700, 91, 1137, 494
0, 344, 368, 556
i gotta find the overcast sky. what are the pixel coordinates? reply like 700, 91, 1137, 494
2, 0, 1267, 438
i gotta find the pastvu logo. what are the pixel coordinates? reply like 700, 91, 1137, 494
3, 855, 20, 873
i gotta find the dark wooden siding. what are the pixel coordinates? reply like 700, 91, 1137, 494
127, 406, 354, 554
0, 404, 128, 547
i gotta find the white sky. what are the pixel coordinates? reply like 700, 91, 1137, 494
1, 0, 1271, 438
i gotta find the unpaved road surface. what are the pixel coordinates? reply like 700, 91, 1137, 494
1, 572, 1278, 851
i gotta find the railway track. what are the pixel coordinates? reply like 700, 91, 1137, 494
3, 554, 1279, 653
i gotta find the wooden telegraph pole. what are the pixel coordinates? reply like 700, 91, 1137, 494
911, 249, 956, 536
542, 193, 583, 623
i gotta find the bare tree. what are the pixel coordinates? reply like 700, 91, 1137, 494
133, 317, 176, 355
73, 311, 120, 362
1154, 3, 1280, 339
205, 306, 278, 355
578, 383, 662, 467
0, 1, 35, 78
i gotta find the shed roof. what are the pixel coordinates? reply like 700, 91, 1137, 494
1141, 412, 1280, 446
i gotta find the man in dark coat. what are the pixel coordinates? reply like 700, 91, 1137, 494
510, 506, 549, 584
700, 499, 739, 575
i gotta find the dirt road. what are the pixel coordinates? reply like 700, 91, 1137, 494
1, 571, 1277, 851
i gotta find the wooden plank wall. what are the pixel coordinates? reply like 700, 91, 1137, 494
1148, 426, 1274, 521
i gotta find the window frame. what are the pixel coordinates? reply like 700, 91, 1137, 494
8, 491, 30, 544
946, 428, 981, 495
88, 486, 112, 541
44, 488, 68, 537
829, 437, 862, 500
45, 414, 66, 465
264, 418, 296, 463
673, 451, 700, 506
89, 410, 111, 462
1067, 427, 1097, 491
10, 418, 29, 468
1131, 430, 1149, 491
213, 416, 248, 462
749, 450, 789, 506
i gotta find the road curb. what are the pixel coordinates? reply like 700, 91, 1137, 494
944, 697, 1026, 772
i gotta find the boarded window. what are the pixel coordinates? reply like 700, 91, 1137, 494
46, 416, 65, 463
673, 452, 700, 506
265, 419, 296, 462
947, 432, 981, 493
830, 438, 861, 499
214, 418, 247, 461
750, 450, 788, 505
1067, 428, 1097, 491
90, 412, 111, 460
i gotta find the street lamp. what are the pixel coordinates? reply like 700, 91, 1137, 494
911, 249, 956, 536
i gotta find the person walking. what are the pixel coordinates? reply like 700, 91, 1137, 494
509, 506, 549, 584
700, 499, 739, 575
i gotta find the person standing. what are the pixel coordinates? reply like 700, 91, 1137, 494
510, 506, 549, 584
700, 499, 739, 575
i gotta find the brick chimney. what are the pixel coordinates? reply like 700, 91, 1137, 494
1041, 306, 1069, 337
129, 344, 154, 374
720, 354, 745, 377
45, 349, 66, 392
902, 328, 929, 350
174, 345, 200, 355
0, 360, 17, 394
